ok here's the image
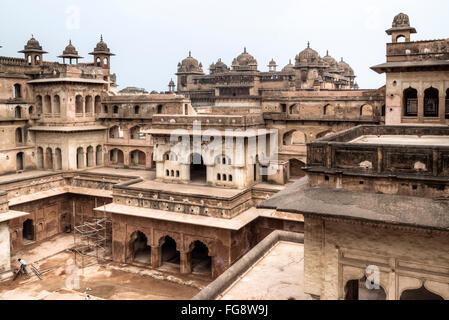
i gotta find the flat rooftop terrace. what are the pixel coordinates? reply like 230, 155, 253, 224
131, 180, 243, 198
0, 170, 53, 184
218, 241, 310, 300
350, 135, 449, 147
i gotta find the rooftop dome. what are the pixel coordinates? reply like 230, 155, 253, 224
322, 50, 337, 66
392, 13, 410, 28
19, 35, 47, 53
295, 42, 321, 67
282, 59, 294, 72
89, 35, 114, 56
268, 58, 277, 67
177, 51, 204, 74
60, 40, 82, 58
338, 58, 355, 77
210, 58, 229, 74
232, 47, 258, 71
168, 79, 175, 86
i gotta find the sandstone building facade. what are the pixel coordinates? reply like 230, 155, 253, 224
0, 12, 447, 300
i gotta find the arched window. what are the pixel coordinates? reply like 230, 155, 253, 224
166, 170, 169, 176
424, 87, 439, 117
217, 174, 221, 181
37, 147, 44, 169
44, 95, 52, 114
95, 96, 101, 114
109, 126, 122, 139
400, 285, 444, 300
15, 128, 23, 145
76, 147, 84, 169
75, 95, 83, 114
16, 152, 24, 171
176, 171, 180, 178
53, 95, 61, 115
229, 175, 233, 182
55, 148, 62, 170
396, 35, 406, 43
360, 104, 373, 117
96, 146, 103, 166
15, 106, 22, 118
134, 105, 140, 115
157, 105, 163, 114
113, 105, 119, 114
403, 88, 418, 116
86, 146, 94, 167
28, 106, 34, 116
85, 96, 93, 114
223, 174, 227, 181
130, 126, 145, 140
96, 57, 101, 67
13, 84, 22, 99
45, 147, 53, 170
103, 105, 108, 114
35, 55, 40, 65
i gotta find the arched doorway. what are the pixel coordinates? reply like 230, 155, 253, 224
190, 241, 212, 276
22, 219, 34, 244
130, 150, 146, 167
96, 146, 103, 166
37, 147, 44, 169
16, 152, 24, 171
400, 285, 444, 300
55, 148, 62, 170
161, 236, 180, 268
45, 147, 53, 170
130, 231, 151, 264
86, 146, 94, 167
109, 149, 124, 166
77, 147, 84, 169
190, 153, 206, 184
344, 277, 387, 300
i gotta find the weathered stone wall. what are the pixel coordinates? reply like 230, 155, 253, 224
304, 216, 449, 300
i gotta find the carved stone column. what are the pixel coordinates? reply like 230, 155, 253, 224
180, 251, 192, 274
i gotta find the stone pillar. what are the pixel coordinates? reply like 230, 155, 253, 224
417, 92, 424, 122
439, 94, 446, 123
145, 152, 152, 169
124, 150, 130, 168
151, 246, 162, 268
52, 152, 57, 171
180, 251, 191, 274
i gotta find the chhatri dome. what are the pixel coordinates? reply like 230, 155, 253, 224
177, 51, 204, 74
231, 47, 258, 71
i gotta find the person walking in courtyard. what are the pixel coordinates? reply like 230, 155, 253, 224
18, 258, 28, 276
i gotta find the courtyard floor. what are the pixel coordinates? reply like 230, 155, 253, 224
0, 234, 210, 300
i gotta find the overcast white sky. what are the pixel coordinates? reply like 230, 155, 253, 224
1, 0, 448, 91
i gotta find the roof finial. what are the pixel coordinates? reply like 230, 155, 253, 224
100, 34, 103, 41
341, 57, 343, 62
326, 50, 329, 56
69, 39, 72, 45
244, 46, 247, 53
188, 51, 191, 57
307, 41, 310, 48
289, 58, 292, 64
